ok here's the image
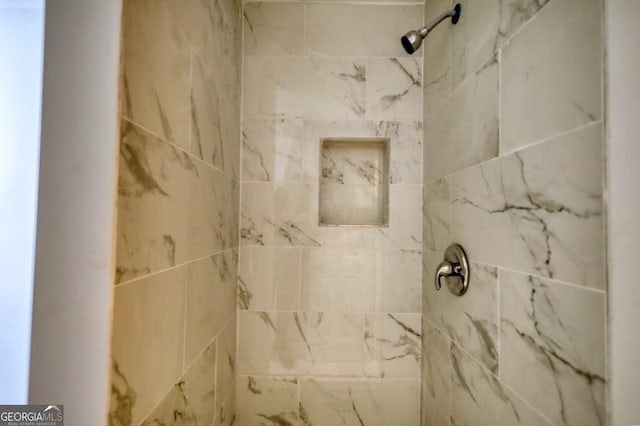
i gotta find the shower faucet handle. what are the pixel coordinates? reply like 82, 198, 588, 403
435, 260, 453, 291
434, 244, 470, 296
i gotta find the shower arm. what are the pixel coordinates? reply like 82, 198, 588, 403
418, 5, 460, 38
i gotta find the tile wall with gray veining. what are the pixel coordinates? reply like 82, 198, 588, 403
109, 0, 242, 424
421, 0, 605, 425
238, 0, 424, 424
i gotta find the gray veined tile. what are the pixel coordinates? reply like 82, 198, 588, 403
140, 341, 217, 426
110, 267, 186, 425
421, 319, 450, 424
422, 0, 453, 115
300, 247, 421, 313
243, 2, 305, 56
500, 270, 605, 426
367, 57, 423, 122
450, 344, 552, 426
235, 376, 299, 426
116, 120, 195, 283
451, 0, 550, 89
214, 391, 236, 426
190, 53, 224, 170
237, 311, 365, 377
364, 313, 421, 379
216, 318, 238, 408
242, 56, 366, 121
423, 258, 499, 374
240, 182, 321, 247
185, 251, 237, 365
423, 177, 451, 253
501, 0, 602, 152
236, 311, 311, 376
242, 119, 304, 183
186, 161, 238, 260
305, 3, 423, 57
424, 55, 498, 181
238, 246, 301, 311
109, 358, 137, 426
452, 123, 604, 290
122, 0, 191, 149
300, 379, 420, 426
369, 184, 423, 249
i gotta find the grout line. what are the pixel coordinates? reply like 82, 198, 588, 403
187, 48, 194, 154
496, 266, 501, 378
242, 0, 425, 5
423, 248, 606, 295
498, 120, 603, 158
239, 309, 422, 315
425, 317, 554, 426
121, 116, 226, 175
423, 120, 605, 188
182, 267, 188, 374
235, 0, 247, 417
303, 2, 308, 56
115, 248, 236, 288
235, 374, 421, 382
135, 315, 235, 425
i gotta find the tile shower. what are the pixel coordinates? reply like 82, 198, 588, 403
237, 0, 424, 423
107, 0, 607, 425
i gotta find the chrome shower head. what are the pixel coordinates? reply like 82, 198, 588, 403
401, 3, 461, 55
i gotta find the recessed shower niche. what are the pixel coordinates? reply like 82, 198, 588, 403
319, 137, 390, 227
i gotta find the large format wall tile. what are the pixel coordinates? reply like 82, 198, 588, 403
501, 0, 602, 153
305, 4, 423, 57
110, 267, 186, 425
116, 121, 195, 283
500, 270, 605, 425
162, 0, 242, 86
424, 55, 498, 181
423, 255, 499, 374
451, 123, 604, 290
140, 341, 217, 426
300, 379, 420, 426
451, 0, 550, 89
122, 0, 191, 149
237, 311, 365, 377
364, 314, 421, 378
243, 2, 304, 56
422, 0, 453, 115
216, 319, 238, 409
243, 56, 366, 120
300, 248, 421, 313
235, 376, 299, 426
185, 250, 237, 365
242, 119, 304, 183
423, 177, 450, 253
366, 58, 423, 122
214, 391, 235, 426
238, 246, 301, 311
421, 320, 450, 422
450, 344, 552, 426
187, 160, 238, 260
190, 54, 224, 169
240, 182, 321, 247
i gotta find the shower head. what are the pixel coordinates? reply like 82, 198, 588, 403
401, 3, 461, 55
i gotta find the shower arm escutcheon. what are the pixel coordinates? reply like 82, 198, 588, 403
435, 243, 470, 296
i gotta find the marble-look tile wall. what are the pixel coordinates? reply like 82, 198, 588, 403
238, 0, 424, 424
421, 0, 606, 425
109, 0, 242, 424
